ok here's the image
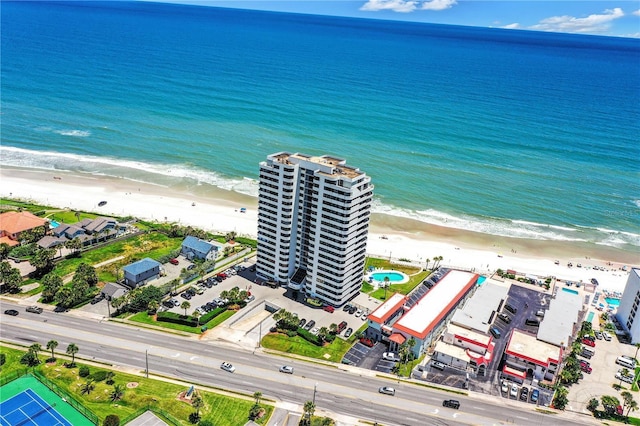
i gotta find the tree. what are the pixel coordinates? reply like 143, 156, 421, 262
620, 368, 631, 386
41, 273, 63, 302
20, 344, 42, 367
552, 385, 569, 410
253, 391, 262, 405
180, 301, 191, 316
0, 243, 10, 260
273, 309, 299, 331
80, 379, 96, 395
75, 263, 98, 287
103, 414, 120, 426
318, 327, 329, 342
193, 309, 201, 325
30, 248, 56, 276
105, 371, 115, 385
66, 343, 79, 366
66, 238, 82, 257
329, 323, 338, 335
627, 399, 639, 417
147, 300, 159, 314
601, 395, 621, 415
303, 400, 315, 424
1, 268, 22, 293
47, 340, 58, 361
190, 394, 203, 423
587, 397, 599, 412
110, 384, 125, 402
111, 296, 126, 314
425, 257, 430, 271
382, 276, 390, 300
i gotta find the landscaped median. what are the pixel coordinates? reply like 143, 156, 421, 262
0, 344, 273, 425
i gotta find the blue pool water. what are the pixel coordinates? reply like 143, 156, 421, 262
562, 287, 579, 295
605, 297, 621, 307
587, 311, 595, 322
49, 220, 60, 228
371, 272, 405, 282
477, 276, 486, 285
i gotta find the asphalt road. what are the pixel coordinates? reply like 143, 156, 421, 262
0, 302, 593, 426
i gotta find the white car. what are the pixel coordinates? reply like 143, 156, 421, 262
603, 332, 612, 341
355, 309, 363, 318
383, 352, 400, 362
311, 327, 320, 335
279, 365, 294, 374
220, 362, 236, 373
378, 386, 395, 396
616, 370, 634, 384
501, 380, 509, 394
510, 383, 518, 398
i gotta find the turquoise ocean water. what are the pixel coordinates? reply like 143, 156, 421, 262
2, 1, 639, 250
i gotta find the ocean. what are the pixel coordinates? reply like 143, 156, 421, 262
2, 1, 639, 251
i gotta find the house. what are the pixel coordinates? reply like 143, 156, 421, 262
0, 211, 48, 246
101, 282, 129, 300
53, 224, 86, 239
37, 236, 67, 249
122, 258, 162, 288
181, 236, 218, 261
502, 329, 562, 383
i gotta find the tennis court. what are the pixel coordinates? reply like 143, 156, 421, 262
0, 376, 94, 426
1, 388, 71, 426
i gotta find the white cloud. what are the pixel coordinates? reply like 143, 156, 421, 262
502, 23, 521, 30
360, 0, 419, 13
360, 0, 456, 13
633, 9, 640, 17
421, 0, 457, 11
529, 8, 625, 34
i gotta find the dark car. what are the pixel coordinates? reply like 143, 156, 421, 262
504, 303, 517, 314
304, 320, 315, 331
497, 313, 511, 324
348, 306, 357, 314
337, 321, 347, 333
4, 309, 19, 316
343, 304, 352, 312
181, 292, 192, 300
490, 327, 501, 339
531, 389, 539, 403
169, 258, 179, 265
519, 387, 529, 401
298, 318, 307, 328
442, 400, 460, 409
525, 318, 540, 327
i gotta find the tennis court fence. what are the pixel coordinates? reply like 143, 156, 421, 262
0, 368, 29, 386
32, 370, 99, 425
119, 405, 181, 425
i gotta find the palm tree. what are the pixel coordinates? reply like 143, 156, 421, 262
627, 399, 639, 416
318, 327, 329, 342
329, 323, 338, 335
180, 301, 191, 316
303, 400, 315, 424
80, 379, 95, 395
105, 371, 115, 385
383, 276, 390, 300
47, 340, 58, 361
193, 310, 201, 326
253, 391, 262, 405
110, 384, 125, 402
425, 257, 430, 271
29, 343, 42, 356
620, 367, 631, 386
147, 300, 159, 314
66, 343, 79, 366
191, 394, 203, 418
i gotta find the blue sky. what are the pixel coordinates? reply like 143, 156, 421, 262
143, 1, 640, 37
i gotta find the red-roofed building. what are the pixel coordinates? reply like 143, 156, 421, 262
365, 293, 408, 350
0, 211, 48, 246
504, 329, 562, 383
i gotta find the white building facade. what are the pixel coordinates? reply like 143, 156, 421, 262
617, 268, 640, 344
256, 152, 373, 306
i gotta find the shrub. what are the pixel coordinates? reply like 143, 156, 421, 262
91, 370, 108, 382
324, 333, 336, 343
200, 306, 226, 323
156, 311, 198, 327
198, 420, 214, 426
103, 414, 120, 426
188, 413, 201, 424
0, 353, 5, 366
286, 330, 297, 337
297, 328, 322, 346
79, 366, 90, 377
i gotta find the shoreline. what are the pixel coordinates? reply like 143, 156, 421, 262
1, 166, 636, 292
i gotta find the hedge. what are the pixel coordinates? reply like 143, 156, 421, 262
200, 306, 226, 323
156, 311, 198, 327
297, 328, 322, 346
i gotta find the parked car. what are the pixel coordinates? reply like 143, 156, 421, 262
343, 304, 352, 312
311, 327, 320, 335
497, 313, 511, 324
26, 306, 43, 314
279, 365, 294, 374
525, 318, 540, 327
348, 306, 357, 314
337, 321, 347, 333
181, 292, 192, 300
490, 327, 502, 339
298, 318, 307, 328
616, 370, 634, 384
220, 362, 236, 373
378, 386, 395, 396
244, 295, 255, 303
519, 387, 529, 401
383, 352, 400, 362
510, 383, 518, 398
323, 305, 335, 313
169, 258, 179, 265
504, 303, 517, 314
432, 361, 446, 371
531, 389, 539, 403
594, 330, 603, 340
580, 363, 592, 374
4, 309, 19, 316
501, 380, 509, 394
582, 338, 596, 347
603, 332, 612, 341
305, 320, 315, 331
355, 309, 363, 318
344, 328, 353, 338
442, 399, 460, 409
535, 309, 545, 317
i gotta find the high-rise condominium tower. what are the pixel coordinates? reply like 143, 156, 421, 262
256, 152, 373, 306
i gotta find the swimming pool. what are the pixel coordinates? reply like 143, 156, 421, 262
49, 219, 60, 228
562, 287, 579, 295
605, 297, 620, 307
477, 276, 486, 285
370, 271, 406, 282
586, 311, 595, 322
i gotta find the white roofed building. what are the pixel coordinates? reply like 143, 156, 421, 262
616, 268, 640, 344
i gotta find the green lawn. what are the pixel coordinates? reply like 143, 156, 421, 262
364, 257, 422, 275
0, 345, 272, 426
261, 333, 353, 363
369, 270, 430, 301
54, 232, 182, 278
128, 310, 236, 334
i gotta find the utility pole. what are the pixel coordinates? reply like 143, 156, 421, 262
312, 383, 317, 406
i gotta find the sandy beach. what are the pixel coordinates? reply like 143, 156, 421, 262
1, 166, 636, 293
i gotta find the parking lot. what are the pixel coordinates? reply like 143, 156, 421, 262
566, 315, 639, 414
